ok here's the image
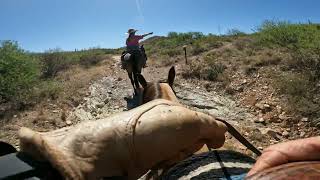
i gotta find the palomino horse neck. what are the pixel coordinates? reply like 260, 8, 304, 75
137, 66, 261, 180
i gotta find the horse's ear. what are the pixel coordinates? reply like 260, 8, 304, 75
138, 74, 148, 88
168, 66, 175, 87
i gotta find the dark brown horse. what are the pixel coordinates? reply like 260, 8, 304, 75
121, 45, 147, 95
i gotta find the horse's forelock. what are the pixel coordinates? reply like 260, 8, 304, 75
142, 81, 178, 104
142, 82, 163, 103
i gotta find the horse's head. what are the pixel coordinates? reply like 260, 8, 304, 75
138, 66, 179, 104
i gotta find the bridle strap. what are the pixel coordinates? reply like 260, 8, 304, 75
215, 117, 262, 156
213, 149, 232, 180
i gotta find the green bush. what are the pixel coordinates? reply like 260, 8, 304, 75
226, 28, 247, 37
275, 72, 310, 96
160, 48, 181, 56
274, 72, 319, 115
257, 20, 320, 79
32, 80, 61, 101
41, 49, 72, 78
257, 21, 320, 49
0, 41, 39, 103
79, 53, 104, 68
206, 63, 226, 81
191, 42, 206, 55
182, 61, 225, 81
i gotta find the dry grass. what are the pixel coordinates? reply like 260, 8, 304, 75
0, 57, 114, 146
57, 59, 112, 106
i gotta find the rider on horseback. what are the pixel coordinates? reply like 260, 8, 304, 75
125, 28, 153, 68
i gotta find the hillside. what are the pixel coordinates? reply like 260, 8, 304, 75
140, 21, 320, 143
1, 20, 320, 153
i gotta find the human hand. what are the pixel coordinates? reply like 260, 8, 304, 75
19, 99, 227, 180
247, 136, 320, 177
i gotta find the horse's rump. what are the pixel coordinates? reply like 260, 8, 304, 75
121, 47, 146, 72
121, 51, 131, 70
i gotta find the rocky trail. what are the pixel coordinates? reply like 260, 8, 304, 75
64, 55, 267, 155
0, 53, 296, 155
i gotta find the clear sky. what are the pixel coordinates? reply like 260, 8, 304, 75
1, 0, 319, 52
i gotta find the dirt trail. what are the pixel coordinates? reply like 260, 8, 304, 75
65, 55, 262, 154
0, 54, 265, 153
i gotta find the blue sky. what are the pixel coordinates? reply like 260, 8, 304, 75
1, 0, 319, 52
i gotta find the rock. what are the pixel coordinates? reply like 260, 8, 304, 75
52, 110, 59, 113
254, 117, 265, 123
66, 120, 72, 125
258, 147, 263, 150
262, 86, 268, 90
300, 132, 306, 137
117, 77, 123, 81
282, 130, 289, 138
241, 79, 247, 84
263, 104, 270, 109
260, 128, 281, 140
196, 86, 200, 89
301, 117, 308, 122
278, 113, 289, 120
97, 109, 103, 114
96, 102, 105, 109
236, 86, 244, 92
270, 139, 279, 144
255, 102, 271, 112
13, 114, 17, 118
114, 106, 120, 109
263, 113, 277, 123
276, 105, 282, 113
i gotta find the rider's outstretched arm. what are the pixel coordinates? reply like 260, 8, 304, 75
142, 32, 153, 37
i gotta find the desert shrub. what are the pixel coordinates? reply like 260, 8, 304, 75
256, 20, 320, 75
274, 72, 319, 115
254, 55, 281, 67
182, 61, 225, 81
206, 63, 226, 81
79, 53, 104, 68
226, 28, 247, 37
0, 41, 39, 103
41, 49, 72, 78
160, 48, 181, 56
203, 52, 217, 62
191, 42, 206, 55
182, 61, 203, 79
194, 35, 224, 49
244, 66, 258, 75
256, 20, 299, 48
275, 72, 310, 96
32, 80, 61, 101
234, 37, 254, 51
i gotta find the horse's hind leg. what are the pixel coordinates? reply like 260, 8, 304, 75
133, 73, 140, 91
128, 72, 136, 94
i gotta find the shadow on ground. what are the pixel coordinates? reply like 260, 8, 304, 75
124, 93, 142, 110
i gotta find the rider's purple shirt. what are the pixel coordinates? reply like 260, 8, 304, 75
126, 35, 143, 46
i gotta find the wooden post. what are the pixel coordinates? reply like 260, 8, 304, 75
183, 45, 187, 64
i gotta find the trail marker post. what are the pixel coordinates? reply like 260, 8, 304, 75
183, 45, 188, 64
